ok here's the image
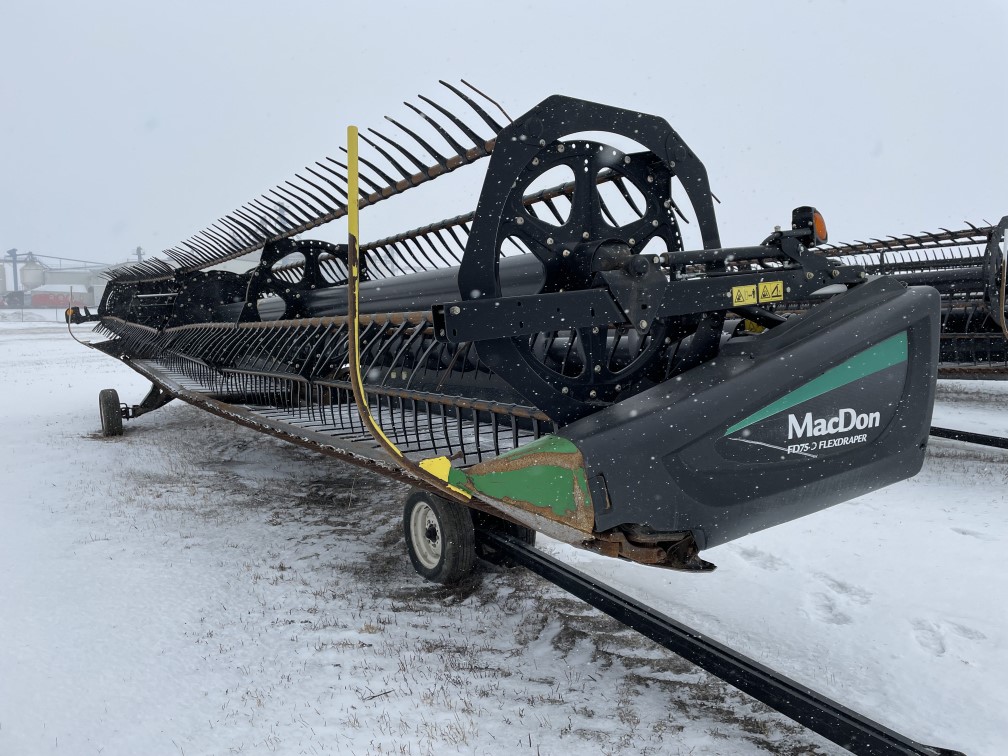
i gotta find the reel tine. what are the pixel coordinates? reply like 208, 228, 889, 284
415, 232, 452, 268
222, 214, 264, 244
542, 197, 565, 225
384, 115, 448, 167
461, 79, 513, 124
403, 236, 440, 269
281, 181, 333, 215
264, 192, 312, 224
306, 165, 351, 202
192, 233, 224, 256
613, 177, 644, 217
251, 198, 296, 230
385, 240, 417, 274
597, 194, 619, 227
432, 228, 464, 263
293, 174, 343, 210
403, 101, 468, 155
185, 239, 216, 261
324, 157, 381, 194
272, 186, 321, 219
338, 146, 399, 189
209, 222, 249, 248
236, 206, 279, 237
439, 79, 503, 133
417, 93, 485, 147
369, 126, 435, 174
358, 131, 414, 182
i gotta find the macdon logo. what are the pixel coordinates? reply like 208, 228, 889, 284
788, 408, 881, 440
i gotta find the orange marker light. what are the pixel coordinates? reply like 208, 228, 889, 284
813, 210, 828, 244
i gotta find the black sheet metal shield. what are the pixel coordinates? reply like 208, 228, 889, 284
563, 278, 940, 547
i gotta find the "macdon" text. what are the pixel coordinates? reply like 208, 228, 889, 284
787, 408, 881, 439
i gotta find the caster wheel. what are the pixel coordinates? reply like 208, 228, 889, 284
99, 388, 123, 437
403, 489, 475, 584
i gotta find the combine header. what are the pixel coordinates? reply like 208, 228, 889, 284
70, 82, 1003, 583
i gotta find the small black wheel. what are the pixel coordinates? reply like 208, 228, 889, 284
98, 388, 123, 437
403, 489, 475, 584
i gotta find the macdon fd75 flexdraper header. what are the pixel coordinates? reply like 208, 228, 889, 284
71, 82, 995, 584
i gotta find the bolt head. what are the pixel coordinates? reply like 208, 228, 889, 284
623, 155, 631, 164
589, 390, 597, 398
582, 231, 590, 240
614, 384, 621, 392
805, 272, 814, 280
449, 305, 461, 316
831, 269, 840, 278
638, 319, 648, 329
562, 249, 570, 257
593, 364, 602, 373
557, 144, 565, 153
546, 237, 554, 245
515, 216, 524, 225
591, 326, 599, 334
531, 157, 540, 166
561, 386, 569, 394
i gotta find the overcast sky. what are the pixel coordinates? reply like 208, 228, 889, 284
2, 0, 1006, 267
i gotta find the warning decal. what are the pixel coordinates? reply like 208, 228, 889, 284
758, 280, 784, 303
731, 285, 757, 306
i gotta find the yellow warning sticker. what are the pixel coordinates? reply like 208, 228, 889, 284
731, 285, 757, 306
758, 280, 784, 303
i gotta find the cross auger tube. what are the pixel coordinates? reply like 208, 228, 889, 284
73, 83, 957, 579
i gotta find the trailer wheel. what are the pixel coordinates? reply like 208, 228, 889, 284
99, 388, 123, 437
403, 490, 475, 584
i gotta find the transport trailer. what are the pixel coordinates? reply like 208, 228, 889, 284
69, 86, 945, 583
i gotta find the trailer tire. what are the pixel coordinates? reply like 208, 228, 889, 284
99, 389, 123, 437
403, 490, 475, 584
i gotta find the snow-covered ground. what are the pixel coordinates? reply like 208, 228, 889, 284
1, 319, 1005, 755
